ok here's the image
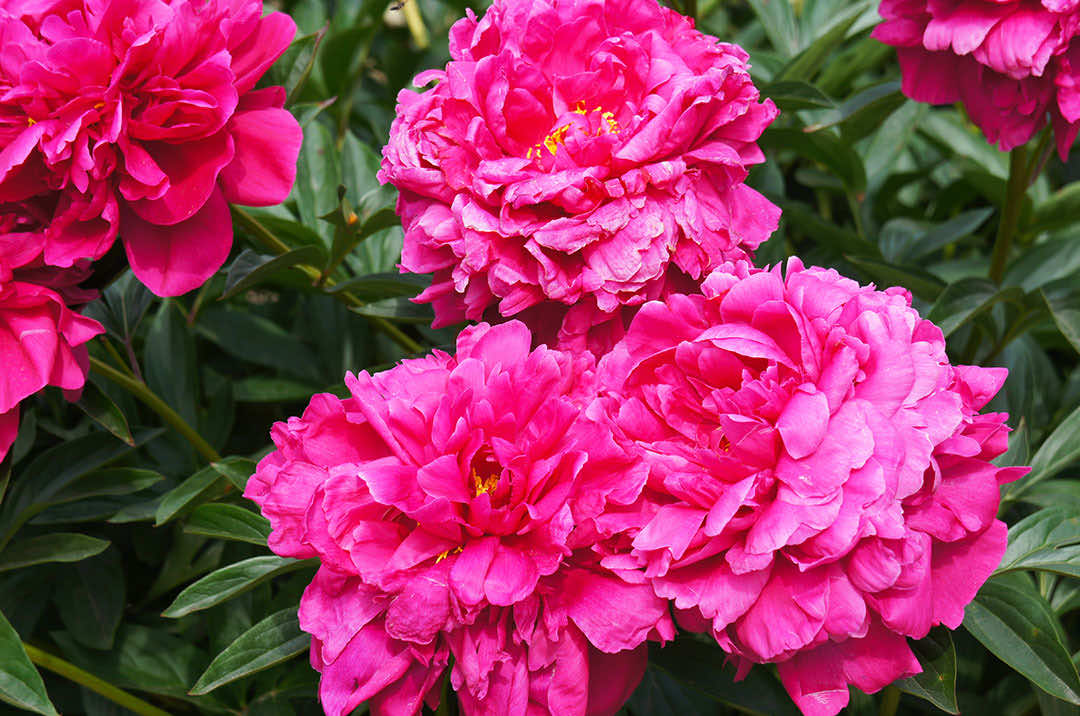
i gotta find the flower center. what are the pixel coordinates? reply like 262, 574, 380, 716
526, 101, 620, 159
472, 469, 499, 496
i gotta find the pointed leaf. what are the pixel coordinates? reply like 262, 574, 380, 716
964, 574, 1080, 705
184, 504, 271, 545
220, 246, 325, 300
896, 627, 958, 713
0, 610, 56, 715
162, 556, 314, 618
190, 608, 309, 694
0, 533, 109, 573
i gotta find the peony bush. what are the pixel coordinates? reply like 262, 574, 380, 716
0, 0, 1079, 715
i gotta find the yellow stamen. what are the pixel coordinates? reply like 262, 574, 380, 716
26, 117, 36, 126
472, 469, 499, 496
93, 102, 105, 110
435, 546, 463, 563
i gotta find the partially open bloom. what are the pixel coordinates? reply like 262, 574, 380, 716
593, 259, 1027, 716
379, 0, 779, 352
0, 0, 303, 296
873, 0, 1080, 157
245, 322, 673, 716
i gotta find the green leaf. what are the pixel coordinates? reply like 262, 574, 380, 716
648, 640, 801, 716
1023, 402, 1080, 492
81, 271, 153, 342
184, 504, 271, 545
350, 297, 436, 324
190, 608, 309, 694
760, 81, 835, 111
1004, 236, 1080, 293
844, 255, 946, 302
0, 429, 157, 541
48, 468, 164, 505
762, 127, 866, 196
1044, 284, 1080, 354
0, 609, 56, 715
746, 0, 799, 57
54, 548, 124, 650
75, 382, 134, 446
220, 247, 325, 300
1030, 182, 1080, 235
771, 0, 869, 82
0, 533, 109, 573
197, 307, 323, 382
896, 627, 958, 714
628, 663, 718, 715
327, 272, 430, 301
926, 278, 1024, 337
964, 573, 1080, 704
155, 464, 228, 526
162, 556, 314, 618
805, 81, 905, 142
996, 507, 1080, 580
146, 300, 199, 427
776, 199, 877, 256
903, 208, 996, 261
233, 377, 325, 403
211, 458, 257, 492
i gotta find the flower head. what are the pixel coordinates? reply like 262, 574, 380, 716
379, 0, 779, 352
593, 259, 1026, 716
245, 321, 673, 716
0, 0, 303, 295
873, 0, 1080, 157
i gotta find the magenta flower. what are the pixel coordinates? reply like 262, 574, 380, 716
0, 235, 103, 461
0, 0, 303, 296
873, 0, 1080, 156
245, 321, 673, 716
593, 260, 1027, 716
379, 0, 779, 353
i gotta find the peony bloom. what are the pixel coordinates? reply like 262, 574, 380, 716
0, 232, 103, 461
379, 0, 779, 353
592, 259, 1027, 716
0, 0, 303, 296
873, 0, 1080, 157
245, 321, 673, 716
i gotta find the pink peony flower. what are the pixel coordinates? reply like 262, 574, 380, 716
245, 321, 673, 716
378, 0, 780, 353
0, 243, 103, 461
592, 259, 1027, 716
873, 0, 1080, 157
0, 0, 303, 296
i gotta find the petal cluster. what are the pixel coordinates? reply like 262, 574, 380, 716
593, 259, 1026, 716
0, 201, 103, 461
873, 0, 1080, 156
379, 0, 779, 353
0, 0, 303, 296
245, 321, 673, 716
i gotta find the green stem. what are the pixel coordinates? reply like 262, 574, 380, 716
231, 207, 425, 355
23, 643, 172, 716
402, 0, 430, 49
989, 146, 1029, 284
98, 337, 134, 378
89, 356, 221, 463
878, 685, 901, 716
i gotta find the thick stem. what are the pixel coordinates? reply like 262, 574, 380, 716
231, 207, 425, 355
89, 356, 222, 463
989, 146, 1029, 284
24, 643, 172, 716
878, 685, 902, 716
